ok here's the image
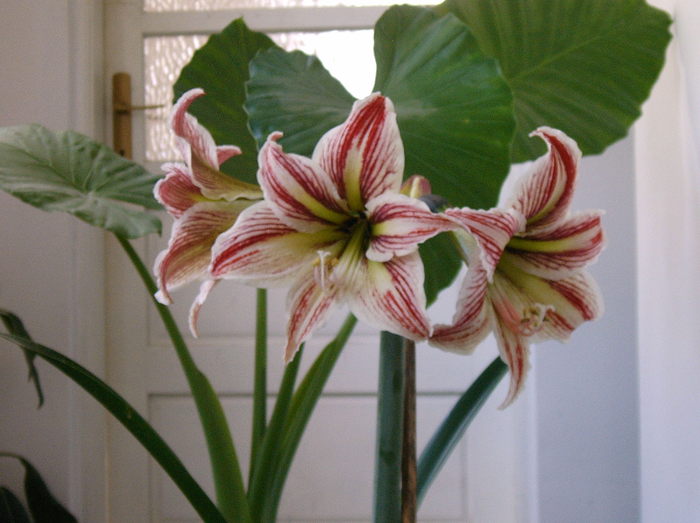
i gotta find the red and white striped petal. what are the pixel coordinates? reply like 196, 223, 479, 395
493, 316, 531, 409
154, 201, 245, 304
348, 253, 431, 341
505, 211, 605, 279
155, 163, 202, 218
217, 145, 240, 165
496, 260, 602, 341
284, 270, 338, 363
313, 93, 404, 211
446, 208, 524, 279
500, 127, 581, 229
171, 88, 262, 202
430, 265, 492, 353
210, 201, 345, 286
366, 193, 457, 262
188, 279, 218, 338
258, 133, 350, 232
171, 88, 219, 170
533, 271, 604, 342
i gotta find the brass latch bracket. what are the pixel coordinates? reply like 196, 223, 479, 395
112, 72, 164, 159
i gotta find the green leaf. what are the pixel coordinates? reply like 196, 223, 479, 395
247, 344, 303, 520
0, 453, 77, 523
420, 234, 462, 306
0, 309, 43, 407
373, 6, 515, 210
115, 237, 249, 523
0, 125, 161, 239
417, 357, 507, 505
252, 314, 358, 521
439, 0, 672, 161
246, 48, 356, 156
174, 18, 275, 184
0, 487, 31, 523
0, 334, 227, 523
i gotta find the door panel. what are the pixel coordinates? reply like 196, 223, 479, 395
104, 1, 532, 520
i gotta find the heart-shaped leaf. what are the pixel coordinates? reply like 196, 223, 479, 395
245, 48, 356, 156
439, 0, 672, 161
373, 6, 514, 210
174, 18, 276, 184
0, 125, 161, 238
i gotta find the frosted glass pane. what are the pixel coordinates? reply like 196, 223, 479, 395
144, 30, 374, 161
145, 0, 438, 11
144, 35, 208, 162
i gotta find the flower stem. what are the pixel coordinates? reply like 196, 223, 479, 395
249, 288, 268, 487
374, 331, 405, 522
116, 236, 250, 523
401, 338, 417, 523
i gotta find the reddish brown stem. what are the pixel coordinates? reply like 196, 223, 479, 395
401, 338, 417, 523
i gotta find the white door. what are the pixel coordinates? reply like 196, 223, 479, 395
103, 1, 534, 521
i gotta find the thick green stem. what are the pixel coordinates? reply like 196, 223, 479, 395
417, 357, 507, 505
249, 288, 268, 487
374, 331, 405, 523
116, 236, 249, 523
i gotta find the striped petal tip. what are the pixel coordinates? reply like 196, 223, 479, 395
499, 127, 582, 231
313, 93, 404, 211
170, 88, 262, 202
153, 201, 248, 305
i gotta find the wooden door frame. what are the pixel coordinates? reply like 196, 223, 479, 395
65, 1, 110, 522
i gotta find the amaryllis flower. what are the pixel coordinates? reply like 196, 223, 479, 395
153, 88, 261, 333
209, 93, 456, 362
431, 127, 605, 407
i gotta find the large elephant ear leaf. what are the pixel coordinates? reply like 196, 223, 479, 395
245, 47, 356, 156
373, 6, 514, 211
173, 18, 276, 184
0, 125, 161, 239
439, 0, 672, 161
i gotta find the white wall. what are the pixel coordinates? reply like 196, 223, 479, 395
637, 1, 700, 521
533, 136, 640, 523
0, 1, 105, 520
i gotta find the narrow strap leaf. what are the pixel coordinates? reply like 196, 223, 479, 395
373, 331, 405, 523
0, 487, 31, 523
0, 334, 227, 523
417, 356, 507, 505
256, 314, 358, 521
0, 309, 43, 407
0, 452, 77, 523
247, 344, 303, 518
117, 236, 250, 522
